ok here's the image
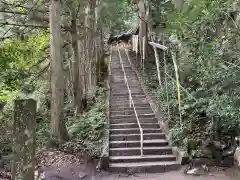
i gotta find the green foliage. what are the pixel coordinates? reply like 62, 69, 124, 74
146, 0, 240, 150
0, 32, 49, 102
0, 32, 49, 153
103, 0, 137, 33
66, 87, 107, 157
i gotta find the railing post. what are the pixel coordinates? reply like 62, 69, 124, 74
140, 128, 143, 156
129, 95, 132, 108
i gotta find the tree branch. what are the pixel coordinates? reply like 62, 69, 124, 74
0, 22, 49, 28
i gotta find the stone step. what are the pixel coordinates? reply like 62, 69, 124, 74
111, 78, 139, 81
111, 80, 139, 83
111, 114, 155, 119
110, 98, 147, 102
111, 89, 143, 93
111, 94, 146, 98
112, 67, 132, 70
110, 123, 160, 129
112, 69, 135, 72
109, 161, 180, 173
110, 110, 153, 116
110, 104, 150, 109
111, 86, 141, 90
110, 90, 143, 94
111, 77, 138, 81
111, 92, 144, 96
111, 94, 145, 98
109, 154, 176, 163
111, 97, 146, 101
110, 128, 161, 134
109, 139, 168, 148
109, 146, 172, 156
111, 81, 139, 84
110, 133, 165, 141
110, 117, 157, 124
110, 106, 151, 111
112, 76, 138, 78
112, 71, 136, 74
112, 74, 137, 77
111, 92, 145, 96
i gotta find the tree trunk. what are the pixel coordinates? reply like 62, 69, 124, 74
138, 0, 147, 71
49, 0, 69, 141
71, 4, 83, 113
84, 0, 97, 102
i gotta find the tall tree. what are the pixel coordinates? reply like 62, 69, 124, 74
49, 0, 69, 141
70, 1, 84, 113
138, 0, 147, 70
84, 0, 97, 101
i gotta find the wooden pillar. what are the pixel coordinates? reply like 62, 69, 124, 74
138, 0, 147, 70
11, 99, 37, 180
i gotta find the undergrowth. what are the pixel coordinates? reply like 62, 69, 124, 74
141, 0, 240, 156
62, 87, 107, 157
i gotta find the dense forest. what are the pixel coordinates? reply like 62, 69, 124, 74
0, 0, 240, 179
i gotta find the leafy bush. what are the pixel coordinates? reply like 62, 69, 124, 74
145, 0, 240, 151
66, 87, 107, 156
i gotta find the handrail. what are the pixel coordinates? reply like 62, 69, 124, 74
116, 44, 144, 156
148, 41, 168, 50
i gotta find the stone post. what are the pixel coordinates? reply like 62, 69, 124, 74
11, 99, 37, 180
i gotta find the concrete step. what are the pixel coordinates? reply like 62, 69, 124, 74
110, 123, 160, 129
111, 86, 142, 90
110, 118, 157, 124
110, 106, 151, 111
112, 67, 132, 70
111, 81, 140, 85
111, 92, 144, 96
110, 102, 148, 107
110, 96, 146, 100
111, 90, 144, 94
110, 104, 151, 109
111, 92, 145, 96
110, 133, 165, 141
111, 69, 135, 72
110, 110, 153, 116
109, 146, 173, 156
110, 128, 161, 134
111, 95, 145, 98
111, 114, 155, 119
109, 139, 168, 148
111, 78, 139, 82
111, 94, 146, 98
112, 72, 136, 75
111, 73, 138, 81
109, 154, 176, 163
109, 161, 180, 173
110, 95, 146, 100
111, 82, 140, 85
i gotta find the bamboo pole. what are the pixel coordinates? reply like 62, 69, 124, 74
153, 46, 162, 86
171, 51, 182, 125
162, 32, 170, 121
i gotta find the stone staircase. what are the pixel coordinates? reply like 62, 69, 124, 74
108, 48, 180, 173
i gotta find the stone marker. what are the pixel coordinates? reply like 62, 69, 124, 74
11, 99, 37, 180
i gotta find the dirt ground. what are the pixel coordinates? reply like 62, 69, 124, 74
42, 167, 240, 180
96, 168, 240, 180
37, 150, 240, 180
42, 164, 240, 180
